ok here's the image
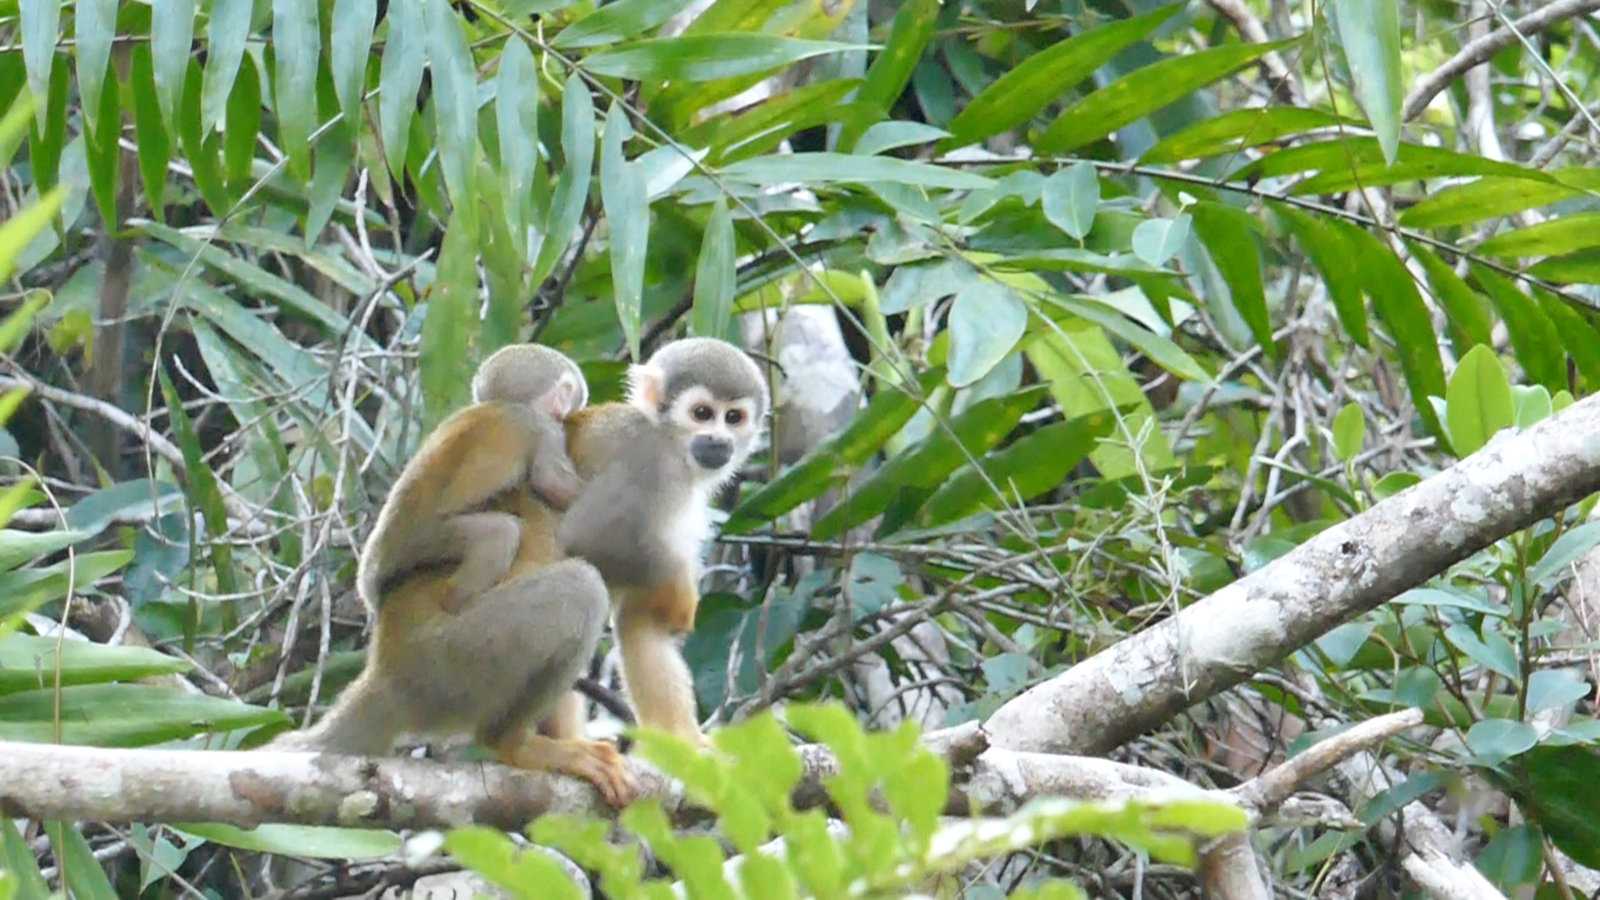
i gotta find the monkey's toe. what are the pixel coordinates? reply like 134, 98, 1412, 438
578, 740, 637, 807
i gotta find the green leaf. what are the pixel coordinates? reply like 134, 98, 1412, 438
532, 73, 595, 282
1520, 745, 1600, 866
0, 92, 37, 173
151, 0, 196, 127
141, 223, 349, 335
1529, 522, 1600, 588
1346, 229, 1446, 439
0, 527, 94, 572
582, 35, 860, 82
428, 0, 480, 231
18, 0, 58, 132
176, 823, 400, 859
1511, 384, 1553, 429
1465, 718, 1537, 766
1041, 162, 1098, 240
201, 0, 254, 133
1130, 214, 1190, 266
1236, 139, 1557, 193
130, 45, 171, 221
691, 198, 736, 341
944, 4, 1184, 152
947, 281, 1028, 388
1399, 169, 1600, 229
921, 411, 1114, 526
1534, 288, 1600, 388
1444, 623, 1519, 681
1331, 402, 1365, 463
1527, 670, 1589, 715
1445, 344, 1513, 457
1407, 243, 1494, 353
552, 0, 690, 49
73, 0, 117, 134
0, 550, 132, 623
812, 386, 1045, 539
331, 0, 377, 124
1531, 251, 1600, 284
1276, 207, 1369, 348
1330, 0, 1401, 163
157, 366, 238, 598
1476, 212, 1600, 259
721, 152, 992, 190
1143, 107, 1350, 164
421, 210, 478, 427
0, 684, 285, 745
839, 0, 939, 151
854, 121, 949, 157
446, 826, 583, 898
47, 823, 118, 900
1038, 37, 1300, 153
1, 819, 48, 900
1041, 294, 1209, 383
1191, 202, 1270, 356
178, 57, 230, 215
272, 0, 320, 182
496, 40, 541, 260
223, 55, 262, 190
601, 103, 648, 360
0, 634, 189, 695
1470, 265, 1565, 393
378, 0, 426, 178
0, 187, 65, 283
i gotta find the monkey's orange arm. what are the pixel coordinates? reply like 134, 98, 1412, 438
641, 566, 699, 634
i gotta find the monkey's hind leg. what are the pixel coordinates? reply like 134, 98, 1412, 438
615, 597, 708, 748
452, 559, 637, 806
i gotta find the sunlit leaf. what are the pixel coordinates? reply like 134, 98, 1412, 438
552, 0, 691, 48
839, 0, 939, 150
601, 103, 648, 359
1330, 0, 1401, 163
583, 35, 860, 82
691, 198, 736, 341
1445, 344, 1513, 457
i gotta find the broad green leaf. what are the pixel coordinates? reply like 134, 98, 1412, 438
1445, 344, 1513, 457
0, 187, 65, 283
0, 528, 93, 572
583, 35, 860, 82
686, 78, 858, 163
0, 550, 131, 622
1330, 0, 1401, 163
496, 40, 541, 259
947, 281, 1028, 387
0, 627, 184, 688
1, 819, 48, 900
532, 73, 595, 281
151, 0, 196, 127
691, 198, 736, 341
944, 4, 1184, 152
1470, 266, 1564, 393
1041, 162, 1098, 240
378, 0, 426, 178
47, 823, 117, 900
73, 0, 117, 134
1235, 138, 1557, 190
813, 386, 1045, 539
1331, 402, 1365, 463
1346, 229, 1446, 439
920, 411, 1114, 527
0, 683, 285, 745
855, 121, 949, 157
1408, 243, 1494, 352
1527, 670, 1589, 714
1476, 213, 1600, 259
601, 103, 648, 359
201, 0, 254, 132
552, 0, 690, 48
1531, 251, 1600, 285
1465, 718, 1537, 766
1529, 521, 1600, 587
446, 827, 583, 898
839, 0, 939, 150
176, 824, 400, 859
1476, 825, 1541, 888
1038, 37, 1300, 153
1143, 107, 1350, 164
1395, 587, 1505, 618
722, 152, 992, 190
1277, 207, 1369, 347
18, 0, 58, 132
1042, 294, 1209, 382
1192, 202, 1270, 356
1444, 624, 1519, 681
1511, 384, 1553, 429
331, 0, 377, 124
421, 210, 477, 427
1520, 745, 1600, 866
272, 0, 320, 182
428, 0, 479, 230
1130, 214, 1190, 266
1399, 169, 1600, 229
726, 369, 945, 532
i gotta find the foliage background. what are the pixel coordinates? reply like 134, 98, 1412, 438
2, 0, 1600, 895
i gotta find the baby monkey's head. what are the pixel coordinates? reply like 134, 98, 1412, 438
628, 337, 768, 484
472, 344, 589, 420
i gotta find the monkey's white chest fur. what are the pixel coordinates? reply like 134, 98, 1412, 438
671, 484, 716, 578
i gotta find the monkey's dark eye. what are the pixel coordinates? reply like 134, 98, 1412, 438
692, 404, 715, 422
724, 409, 744, 426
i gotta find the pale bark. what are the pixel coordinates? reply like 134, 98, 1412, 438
986, 393, 1600, 754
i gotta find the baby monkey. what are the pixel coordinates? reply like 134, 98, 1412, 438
357, 344, 587, 614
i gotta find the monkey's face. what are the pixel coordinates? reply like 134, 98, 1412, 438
665, 385, 762, 483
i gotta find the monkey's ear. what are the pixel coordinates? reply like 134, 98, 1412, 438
626, 363, 666, 413
539, 371, 586, 418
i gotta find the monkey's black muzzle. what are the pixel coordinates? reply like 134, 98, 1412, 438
691, 436, 734, 470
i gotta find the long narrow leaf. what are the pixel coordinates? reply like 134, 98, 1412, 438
601, 104, 648, 360
378, 0, 427, 178
272, 0, 321, 181
583, 35, 861, 82
18, 0, 59, 131
73, 0, 117, 133
1191, 202, 1271, 357
331, 0, 377, 125
201, 0, 254, 132
552, 0, 691, 49
532, 73, 595, 281
1331, 0, 1401, 163
1470, 265, 1565, 393
496, 40, 541, 259
151, 0, 196, 127
691, 198, 736, 341
840, 0, 939, 150
428, 0, 480, 231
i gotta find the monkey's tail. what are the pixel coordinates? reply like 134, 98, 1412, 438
265, 671, 401, 756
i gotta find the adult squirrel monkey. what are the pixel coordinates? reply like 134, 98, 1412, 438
557, 337, 769, 744
356, 344, 587, 614
271, 346, 633, 806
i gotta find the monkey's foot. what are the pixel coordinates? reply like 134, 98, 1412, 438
503, 736, 638, 808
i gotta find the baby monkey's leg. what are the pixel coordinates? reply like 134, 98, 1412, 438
438, 512, 523, 613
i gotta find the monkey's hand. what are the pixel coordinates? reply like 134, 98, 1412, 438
529, 453, 583, 512
500, 736, 638, 808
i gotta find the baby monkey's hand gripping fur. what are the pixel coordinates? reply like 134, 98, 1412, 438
559, 338, 768, 745
271, 345, 633, 806
357, 345, 587, 615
